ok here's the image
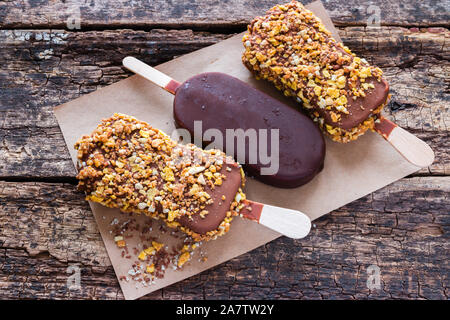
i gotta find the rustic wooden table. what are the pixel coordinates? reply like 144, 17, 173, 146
0, 1, 448, 299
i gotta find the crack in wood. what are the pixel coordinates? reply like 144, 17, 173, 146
0, 0, 449, 30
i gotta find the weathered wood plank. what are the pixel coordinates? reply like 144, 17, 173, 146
0, 27, 448, 178
0, 176, 448, 299
342, 26, 449, 175
0, 29, 231, 178
0, 0, 448, 29
1, 0, 447, 302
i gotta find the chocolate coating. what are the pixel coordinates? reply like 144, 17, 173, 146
319, 78, 389, 130
177, 163, 242, 234
173, 72, 326, 188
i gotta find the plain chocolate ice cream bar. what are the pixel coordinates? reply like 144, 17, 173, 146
75, 113, 312, 241
123, 57, 325, 188
75, 113, 246, 241
174, 72, 325, 188
242, 1, 390, 143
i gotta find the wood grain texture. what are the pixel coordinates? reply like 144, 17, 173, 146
0, 0, 448, 300
0, 29, 230, 178
0, 177, 448, 299
0, 0, 448, 29
0, 28, 448, 179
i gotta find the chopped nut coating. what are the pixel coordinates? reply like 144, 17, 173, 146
75, 113, 246, 241
242, 1, 389, 142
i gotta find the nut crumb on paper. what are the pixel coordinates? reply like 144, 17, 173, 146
110, 211, 207, 288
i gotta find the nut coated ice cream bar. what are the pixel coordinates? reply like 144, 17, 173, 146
75, 114, 312, 241
75, 113, 245, 241
242, 1, 390, 143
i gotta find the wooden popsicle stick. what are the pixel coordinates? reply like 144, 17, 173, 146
374, 117, 435, 168
122, 56, 181, 94
240, 200, 311, 239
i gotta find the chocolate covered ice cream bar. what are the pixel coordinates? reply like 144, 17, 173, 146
173, 72, 325, 188
75, 113, 245, 241
122, 57, 325, 188
242, 1, 390, 142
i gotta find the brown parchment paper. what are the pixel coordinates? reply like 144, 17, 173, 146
53, 1, 421, 300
